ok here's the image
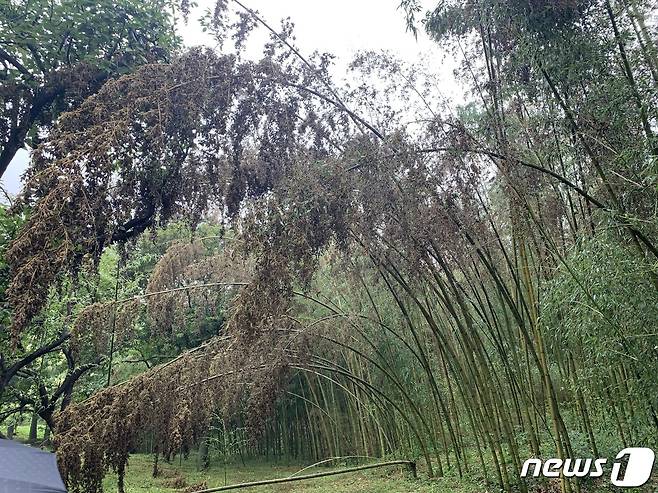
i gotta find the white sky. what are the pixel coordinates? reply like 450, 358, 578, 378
181, 0, 445, 73
3, 0, 458, 198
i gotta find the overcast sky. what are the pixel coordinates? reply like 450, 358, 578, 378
181, 0, 445, 72
3, 0, 454, 198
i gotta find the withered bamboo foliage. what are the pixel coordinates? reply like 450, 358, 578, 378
3, 1, 658, 492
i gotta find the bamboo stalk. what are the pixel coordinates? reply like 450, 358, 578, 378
191, 460, 417, 492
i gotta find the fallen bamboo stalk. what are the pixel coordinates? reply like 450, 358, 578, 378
190, 460, 417, 492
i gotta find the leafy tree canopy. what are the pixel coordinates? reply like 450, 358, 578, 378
0, 0, 181, 177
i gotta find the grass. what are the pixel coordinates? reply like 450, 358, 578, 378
93, 449, 658, 493
12, 421, 48, 441
10, 420, 654, 492
102, 454, 488, 493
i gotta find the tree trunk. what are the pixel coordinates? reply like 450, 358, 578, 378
28, 413, 38, 443
0, 84, 64, 179
197, 437, 210, 471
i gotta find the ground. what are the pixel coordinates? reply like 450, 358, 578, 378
8, 421, 483, 491
9, 426, 656, 492
101, 454, 487, 493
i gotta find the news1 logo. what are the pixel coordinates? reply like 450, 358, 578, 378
520, 448, 655, 487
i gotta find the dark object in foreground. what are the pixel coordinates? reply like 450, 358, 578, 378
0, 438, 67, 492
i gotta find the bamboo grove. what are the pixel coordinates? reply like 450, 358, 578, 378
1, 1, 658, 492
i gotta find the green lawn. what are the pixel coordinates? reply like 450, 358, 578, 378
102, 454, 487, 493
9, 426, 654, 493
11, 422, 48, 441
